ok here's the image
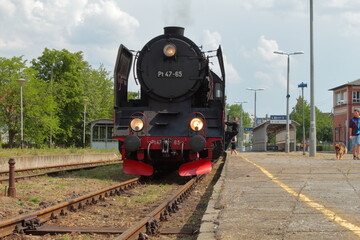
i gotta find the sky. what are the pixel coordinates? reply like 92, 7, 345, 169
1, 0, 360, 118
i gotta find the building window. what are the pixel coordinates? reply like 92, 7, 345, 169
336, 91, 347, 105
353, 91, 360, 103
92, 125, 114, 142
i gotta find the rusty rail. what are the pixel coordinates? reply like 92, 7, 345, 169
0, 159, 121, 175
0, 161, 121, 184
115, 175, 203, 240
0, 178, 140, 238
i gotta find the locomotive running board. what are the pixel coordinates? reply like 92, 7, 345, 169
123, 160, 154, 176
178, 159, 212, 176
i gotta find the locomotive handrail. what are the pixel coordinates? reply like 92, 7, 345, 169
147, 142, 153, 161
132, 51, 140, 86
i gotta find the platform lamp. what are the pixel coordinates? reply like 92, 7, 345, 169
49, 60, 63, 148
246, 88, 265, 127
274, 50, 304, 153
298, 82, 307, 155
18, 78, 26, 149
235, 101, 248, 152
83, 99, 89, 148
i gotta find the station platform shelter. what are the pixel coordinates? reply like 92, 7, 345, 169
89, 119, 118, 150
251, 120, 299, 152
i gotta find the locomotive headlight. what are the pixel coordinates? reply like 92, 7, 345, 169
163, 44, 176, 57
130, 118, 144, 132
190, 118, 204, 132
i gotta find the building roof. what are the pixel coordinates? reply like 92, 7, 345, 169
329, 79, 360, 91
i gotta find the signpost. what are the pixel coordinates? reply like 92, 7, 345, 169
270, 115, 291, 124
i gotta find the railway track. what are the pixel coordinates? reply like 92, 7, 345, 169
0, 175, 205, 239
0, 159, 121, 177
0, 157, 225, 239
0, 160, 121, 184
0, 178, 140, 238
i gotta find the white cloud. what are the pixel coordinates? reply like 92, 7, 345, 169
0, 0, 140, 70
0, 0, 16, 16
341, 11, 360, 35
327, 0, 357, 8
251, 36, 289, 90
203, 30, 242, 84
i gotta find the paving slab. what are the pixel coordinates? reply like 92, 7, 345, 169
197, 152, 360, 240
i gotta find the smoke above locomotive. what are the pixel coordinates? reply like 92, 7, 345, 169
113, 27, 227, 176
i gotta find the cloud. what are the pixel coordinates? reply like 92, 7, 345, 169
0, 0, 140, 70
341, 11, 360, 35
68, 1, 139, 44
251, 36, 288, 89
203, 30, 243, 84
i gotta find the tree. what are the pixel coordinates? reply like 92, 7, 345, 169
31, 49, 114, 147
0, 56, 56, 147
226, 103, 251, 128
291, 97, 333, 143
0, 56, 26, 147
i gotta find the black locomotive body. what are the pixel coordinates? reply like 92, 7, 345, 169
113, 27, 226, 176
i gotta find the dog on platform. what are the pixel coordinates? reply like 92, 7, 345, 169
334, 142, 347, 160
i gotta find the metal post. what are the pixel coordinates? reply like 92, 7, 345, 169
83, 99, 89, 148
18, 79, 26, 149
298, 82, 308, 155
274, 51, 304, 153
8, 158, 16, 197
240, 109, 243, 152
302, 86, 305, 154
254, 91, 257, 127
49, 61, 63, 148
235, 101, 248, 152
247, 88, 264, 127
309, 0, 316, 156
285, 55, 290, 153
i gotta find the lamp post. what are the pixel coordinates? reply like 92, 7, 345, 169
83, 99, 89, 148
235, 101, 248, 152
274, 50, 304, 153
18, 78, 26, 149
246, 88, 264, 127
298, 82, 307, 155
49, 61, 63, 148
309, 0, 316, 157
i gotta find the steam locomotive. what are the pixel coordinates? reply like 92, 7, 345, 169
113, 27, 230, 176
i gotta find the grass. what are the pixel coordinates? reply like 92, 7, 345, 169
0, 148, 118, 158
28, 196, 42, 203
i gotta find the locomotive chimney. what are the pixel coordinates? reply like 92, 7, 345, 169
164, 26, 184, 36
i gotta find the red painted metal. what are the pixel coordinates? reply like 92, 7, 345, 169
178, 158, 212, 176
123, 160, 154, 176
114, 136, 222, 150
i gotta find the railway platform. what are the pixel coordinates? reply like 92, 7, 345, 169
198, 152, 360, 240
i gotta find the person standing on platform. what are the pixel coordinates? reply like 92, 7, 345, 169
349, 109, 360, 160
230, 136, 237, 155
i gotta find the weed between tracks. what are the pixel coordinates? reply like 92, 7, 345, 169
0, 164, 133, 220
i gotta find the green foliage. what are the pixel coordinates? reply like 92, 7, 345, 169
291, 96, 333, 142
0, 56, 25, 146
28, 196, 42, 203
225, 103, 251, 128
31, 49, 113, 147
0, 49, 114, 148
128, 91, 139, 100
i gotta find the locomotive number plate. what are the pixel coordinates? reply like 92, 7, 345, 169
157, 71, 183, 78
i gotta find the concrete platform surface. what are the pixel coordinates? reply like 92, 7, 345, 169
198, 152, 360, 240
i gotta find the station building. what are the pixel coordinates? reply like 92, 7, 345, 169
251, 117, 299, 152
330, 79, 360, 149
89, 119, 117, 150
